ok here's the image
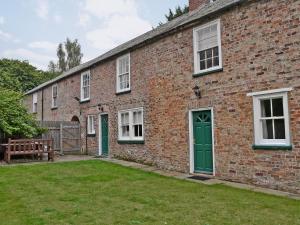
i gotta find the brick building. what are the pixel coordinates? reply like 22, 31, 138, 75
24, 0, 300, 194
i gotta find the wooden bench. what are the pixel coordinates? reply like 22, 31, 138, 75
4, 139, 54, 163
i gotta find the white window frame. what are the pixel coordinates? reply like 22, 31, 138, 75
81, 70, 90, 101
87, 115, 95, 135
32, 93, 37, 113
193, 19, 222, 74
118, 108, 144, 141
248, 88, 292, 146
116, 54, 131, 93
52, 84, 58, 108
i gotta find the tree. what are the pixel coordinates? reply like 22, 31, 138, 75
48, 60, 58, 74
57, 43, 66, 72
53, 38, 83, 72
0, 88, 44, 138
0, 59, 53, 93
158, 5, 189, 26
65, 38, 83, 70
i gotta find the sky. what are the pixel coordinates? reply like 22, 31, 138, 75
0, 0, 187, 70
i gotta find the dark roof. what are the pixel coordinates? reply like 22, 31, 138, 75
26, 0, 244, 95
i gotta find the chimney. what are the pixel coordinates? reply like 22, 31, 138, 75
189, 0, 210, 11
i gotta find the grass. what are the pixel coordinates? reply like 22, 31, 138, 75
0, 160, 299, 225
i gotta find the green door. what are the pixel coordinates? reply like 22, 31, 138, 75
193, 110, 213, 173
101, 114, 109, 156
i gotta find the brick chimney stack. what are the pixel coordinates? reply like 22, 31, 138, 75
189, 0, 210, 11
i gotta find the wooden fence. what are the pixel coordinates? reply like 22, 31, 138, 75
39, 121, 81, 154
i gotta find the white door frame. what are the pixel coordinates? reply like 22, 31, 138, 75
98, 113, 109, 156
188, 107, 216, 175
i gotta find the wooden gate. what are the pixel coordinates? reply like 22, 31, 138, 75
39, 121, 81, 154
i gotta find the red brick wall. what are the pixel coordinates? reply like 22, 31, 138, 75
24, 0, 300, 194
189, 0, 209, 11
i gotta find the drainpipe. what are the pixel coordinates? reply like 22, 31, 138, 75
85, 116, 88, 155
41, 89, 44, 122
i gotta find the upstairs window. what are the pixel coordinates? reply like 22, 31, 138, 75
81, 71, 90, 101
248, 88, 292, 147
52, 84, 58, 108
118, 108, 144, 141
32, 93, 37, 113
87, 115, 95, 135
193, 19, 222, 74
116, 54, 130, 93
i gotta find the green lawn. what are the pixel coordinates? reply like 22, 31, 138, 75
0, 160, 299, 225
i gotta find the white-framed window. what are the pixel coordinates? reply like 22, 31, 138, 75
52, 84, 58, 108
118, 108, 144, 141
193, 19, 222, 74
81, 71, 90, 101
87, 115, 95, 135
248, 88, 292, 146
116, 54, 130, 93
32, 93, 37, 113
210, 0, 217, 2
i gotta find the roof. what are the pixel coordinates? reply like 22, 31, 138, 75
26, 0, 244, 95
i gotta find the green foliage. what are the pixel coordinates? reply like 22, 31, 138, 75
0, 88, 44, 137
50, 38, 83, 72
0, 58, 58, 93
158, 5, 189, 26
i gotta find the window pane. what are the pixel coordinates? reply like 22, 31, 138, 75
121, 113, 129, 125
261, 99, 271, 117
133, 111, 142, 124
199, 51, 205, 60
272, 98, 283, 117
262, 119, 273, 139
122, 125, 129, 137
207, 58, 212, 68
134, 124, 143, 137
206, 49, 212, 58
200, 60, 206, 70
213, 46, 219, 57
213, 57, 219, 67
274, 119, 285, 139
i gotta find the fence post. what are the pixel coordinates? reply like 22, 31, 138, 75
60, 122, 63, 155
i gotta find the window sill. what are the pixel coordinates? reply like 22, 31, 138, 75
193, 68, 223, 78
87, 133, 96, 137
80, 99, 90, 104
118, 140, 145, 144
116, 90, 131, 95
51, 107, 58, 110
252, 145, 292, 150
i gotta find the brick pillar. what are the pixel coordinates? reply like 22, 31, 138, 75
189, 0, 210, 11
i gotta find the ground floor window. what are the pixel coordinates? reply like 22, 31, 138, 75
248, 88, 292, 147
87, 115, 95, 135
118, 108, 144, 141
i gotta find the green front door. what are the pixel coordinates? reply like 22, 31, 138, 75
193, 110, 213, 173
101, 114, 109, 156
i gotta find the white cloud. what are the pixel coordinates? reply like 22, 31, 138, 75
28, 41, 57, 53
0, 16, 5, 25
3, 48, 55, 70
53, 14, 62, 23
0, 29, 13, 40
35, 0, 49, 19
86, 14, 151, 51
79, 13, 90, 27
84, 0, 138, 18
81, 0, 152, 52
